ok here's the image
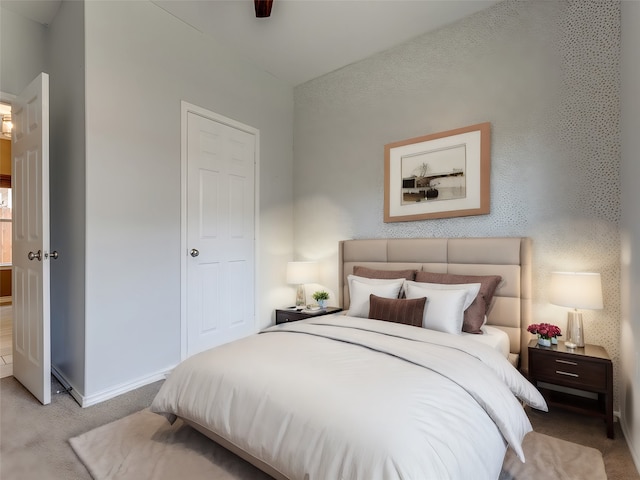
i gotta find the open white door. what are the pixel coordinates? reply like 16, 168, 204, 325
12, 73, 51, 405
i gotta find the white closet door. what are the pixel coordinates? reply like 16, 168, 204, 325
185, 110, 256, 357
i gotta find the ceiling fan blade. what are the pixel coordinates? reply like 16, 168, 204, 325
255, 0, 273, 18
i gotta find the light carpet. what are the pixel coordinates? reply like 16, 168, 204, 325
70, 409, 607, 480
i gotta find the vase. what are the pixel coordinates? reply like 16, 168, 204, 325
551, 337, 558, 345
538, 337, 551, 347
317, 299, 328, 309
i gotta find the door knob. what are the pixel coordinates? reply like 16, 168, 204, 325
28, 250, 42, 261
45, 251, 59, 260
190, 248, 200, 258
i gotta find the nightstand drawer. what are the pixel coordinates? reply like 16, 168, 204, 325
531, 352, 607, 390
277, 312, 303, 324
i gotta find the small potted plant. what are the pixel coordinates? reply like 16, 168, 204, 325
312, 290, 330, 309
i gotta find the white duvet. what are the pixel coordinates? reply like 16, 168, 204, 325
151, 315, 547, 480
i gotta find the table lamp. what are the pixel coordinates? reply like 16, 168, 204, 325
549, 272, 603, 348
286, 261, 318, 307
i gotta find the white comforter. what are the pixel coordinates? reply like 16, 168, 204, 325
151, 315, 547, 480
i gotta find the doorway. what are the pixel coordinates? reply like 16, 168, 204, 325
5, 73, 52, 405
0, 99, 12, 378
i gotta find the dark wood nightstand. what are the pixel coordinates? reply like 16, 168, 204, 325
275, 307, 342, 325
528, 339, 613, 438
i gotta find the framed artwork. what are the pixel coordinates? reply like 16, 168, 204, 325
384, 122, 491, 223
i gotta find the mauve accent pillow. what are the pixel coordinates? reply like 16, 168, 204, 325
368, 294, 426, 328
353, 266, 417, 281
415, 271, 502, 334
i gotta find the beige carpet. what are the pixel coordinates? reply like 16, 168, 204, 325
70, 409, 607, 480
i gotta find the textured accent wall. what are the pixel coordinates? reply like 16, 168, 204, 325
620, 0, 640, 466
294, 1, 621, 401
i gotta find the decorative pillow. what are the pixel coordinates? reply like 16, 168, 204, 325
368, 294, 426, 327
405, 283, 468, 334
347, 275, 406, 318
353, 266, 417, 281
405, 281, 480, 314
415, 272, 502, 334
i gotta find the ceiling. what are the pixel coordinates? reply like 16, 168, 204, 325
3, 0, 500, 87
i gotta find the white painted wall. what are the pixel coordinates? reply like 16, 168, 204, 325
294, 0, 621, 393
619, 0, 640, 469
48, 0, 87, 395
3, 0, 294, 404
80, 0, 293, 400
0, 7, 48, 95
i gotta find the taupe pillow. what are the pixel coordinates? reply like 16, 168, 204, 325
414, 272, 502, 334
353, 266, 417, 281
368, 294, 426, 328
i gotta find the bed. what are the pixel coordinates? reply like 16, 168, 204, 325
151, 237, 545, 480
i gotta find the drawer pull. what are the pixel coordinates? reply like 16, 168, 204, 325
556, 370, 579, 377
555, 359, 578, 366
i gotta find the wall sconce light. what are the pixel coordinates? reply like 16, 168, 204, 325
549, 272, 603, 348
286, 261, 318, 307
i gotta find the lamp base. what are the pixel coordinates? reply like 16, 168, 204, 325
295, 284, 306, 307
566, 310, 585, 348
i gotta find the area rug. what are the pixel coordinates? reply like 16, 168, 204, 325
70, 409, 607, 480
500, 430, 607, 480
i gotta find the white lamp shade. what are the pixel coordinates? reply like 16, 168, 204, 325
549, 272, 603, 310
286, 261, 318, 285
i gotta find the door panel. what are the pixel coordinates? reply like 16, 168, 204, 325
186, 111, 256, 357
226, 260, 247, 327
12, 73, 51, 405
200, 262, 221, 333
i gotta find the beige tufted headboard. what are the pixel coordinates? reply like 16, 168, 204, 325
339, 237, 532, 368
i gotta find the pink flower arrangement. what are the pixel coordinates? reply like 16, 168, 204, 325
527, 323, 562, 340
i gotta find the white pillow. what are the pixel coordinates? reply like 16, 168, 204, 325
405, 280, 481, 312
405, 283, 469, 334
347, 275, 405, 318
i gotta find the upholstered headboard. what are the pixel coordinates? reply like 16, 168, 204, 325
338, 237, 532, 367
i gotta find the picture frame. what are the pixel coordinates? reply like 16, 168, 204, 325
384, 122, 491, 223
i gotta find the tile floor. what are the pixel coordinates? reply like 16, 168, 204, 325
0, 301, 13, 378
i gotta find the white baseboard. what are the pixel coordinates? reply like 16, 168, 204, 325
52, 364, 175, 407
619, 414, 640, 475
